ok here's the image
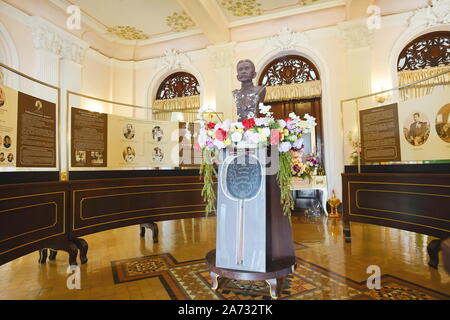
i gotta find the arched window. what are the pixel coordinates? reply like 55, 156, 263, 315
397, 31, 450, 71
258, 55, 324, 163
396, 31, 450, 100
259, 55, 320, 86
156, 72, 200, 100
153, 72, 201, 122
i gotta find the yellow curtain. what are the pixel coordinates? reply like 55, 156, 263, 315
264, 80, 322, 102
398, 65, 450, 100
153, 95, 200, 122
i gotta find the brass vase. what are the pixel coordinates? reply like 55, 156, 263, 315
328, 190, 341, 218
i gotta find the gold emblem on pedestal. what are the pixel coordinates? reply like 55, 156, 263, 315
328, 190, 341, 218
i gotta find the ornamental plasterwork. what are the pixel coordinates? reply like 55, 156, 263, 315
159, 49, 190, 71
219, 0, 322, 17
106, 26, 150, 40
31, 19, 88, 64
207, 44, 236, 69
266, 26, 309, 51
220, 0, 263, 17
166, 12, 196, 33
408, 0, 450, 27
339, 21, 373, 50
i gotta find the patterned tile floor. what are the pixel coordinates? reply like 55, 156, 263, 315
0, 213, 449, 300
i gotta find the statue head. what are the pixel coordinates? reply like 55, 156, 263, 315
236, 59, 257, 83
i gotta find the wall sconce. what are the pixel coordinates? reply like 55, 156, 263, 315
373, 82, 392, 104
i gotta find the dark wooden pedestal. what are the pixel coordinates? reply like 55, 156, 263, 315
206, 250, 296, 300
38, 238, 88, 266
139, 222, 159, 242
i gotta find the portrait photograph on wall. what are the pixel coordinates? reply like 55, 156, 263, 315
403, 112, 431, 147
436, 103, 450, 143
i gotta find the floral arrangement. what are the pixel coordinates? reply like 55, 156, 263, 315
346, 131, 361, 165
195, 103, 316, 221
291, 151, 320, 181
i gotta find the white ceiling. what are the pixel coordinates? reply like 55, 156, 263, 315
65, 0, 338, 42
69, 0, 198, 40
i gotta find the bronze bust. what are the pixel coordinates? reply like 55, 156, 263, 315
233, 59, 266, 121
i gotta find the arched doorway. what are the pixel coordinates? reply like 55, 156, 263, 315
258, 54, 324, 162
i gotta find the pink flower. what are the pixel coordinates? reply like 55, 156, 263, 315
215, 128, 227, 141
270, 129, 281, 145
194, 142, 201, 152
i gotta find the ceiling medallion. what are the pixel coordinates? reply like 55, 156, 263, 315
166, 12, 196, 33
220, 0, 263, 17
106, 26, 150, 41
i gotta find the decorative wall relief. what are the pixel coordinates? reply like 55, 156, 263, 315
159, 49, 191, 71
408, 0, 450, 28
31, 17, 88, 64
266, 26, 309, 51
106, 26, 150, 41
166, 12, 196, 32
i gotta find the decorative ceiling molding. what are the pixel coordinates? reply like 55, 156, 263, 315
266, 26, 309, 51
338, 20, 373, 50
159, 49, 190, 71
408, 0, 450, 28
166, 11, 196, 33
30, 16, 89, 64
106, 26, 150, 41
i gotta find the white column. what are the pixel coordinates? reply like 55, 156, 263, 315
31, 16, 88, 177
338, 19, 374, 168
207, 43, 236, 121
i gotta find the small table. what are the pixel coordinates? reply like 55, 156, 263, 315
291, 176, 328, 215
206, 250, 296, 300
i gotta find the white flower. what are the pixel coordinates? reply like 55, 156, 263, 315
278, 141, 292, 153
293, 138, 304, 149
288, 112, 301, 122
277, 119, 286, 129
213, 139, 226, 149
304, 113, 317, 128
198, 128, 208, 147
259, 103, 272, 116
231, 131, 243, 143
220, 119, 231, 131
244, 130, 261, 144
262, 127, 271, 137
255, 117, 270, 127
247, 112, 255, 118
232, 122, 244, 129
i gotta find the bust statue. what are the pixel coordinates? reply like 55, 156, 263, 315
233, 59, 266, 121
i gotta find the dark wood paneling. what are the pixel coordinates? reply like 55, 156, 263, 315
342, 173, 450, 239
69, 175, 209, 238
0, 181, 68, 265
69, 169, 200, 180
0, 172, 59, 185
345, 163, 450, 174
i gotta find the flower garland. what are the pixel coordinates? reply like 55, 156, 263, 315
195, 104, 316, 221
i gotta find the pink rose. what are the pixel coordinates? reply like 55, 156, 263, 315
215, 128, 227, 141
270, 129, 281, 145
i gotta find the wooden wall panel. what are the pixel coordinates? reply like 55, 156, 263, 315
342, 173, 450, 240
0, 182, 68, 265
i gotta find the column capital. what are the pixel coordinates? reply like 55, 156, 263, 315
30, 16, 89, 65
338, 19, 373, 51
207, 42, 236, 69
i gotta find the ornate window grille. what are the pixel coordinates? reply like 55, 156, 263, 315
156, 72, 200, 100
259, 55, 320, 86
397, 31, 450, 71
